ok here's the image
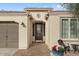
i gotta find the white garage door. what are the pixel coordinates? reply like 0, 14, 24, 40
0, 22, 18, 48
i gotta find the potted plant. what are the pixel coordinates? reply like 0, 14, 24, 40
52, 45, 65, 56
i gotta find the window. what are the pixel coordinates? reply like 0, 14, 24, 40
61, 18, 77, 39
70, 19, 77, 38
33, 23, 45, 36
37, 24, 41, 33
62, 19, 68, 38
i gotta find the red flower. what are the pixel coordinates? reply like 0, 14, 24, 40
52, 45, 57, 51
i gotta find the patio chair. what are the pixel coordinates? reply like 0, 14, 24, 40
58, 39, 70, 53
71, 44, 79, 53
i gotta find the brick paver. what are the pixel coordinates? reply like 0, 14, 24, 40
64, 51, 79, 56
15, 43, 50, 56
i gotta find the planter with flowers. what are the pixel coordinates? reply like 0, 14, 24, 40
51, 45, 65, 56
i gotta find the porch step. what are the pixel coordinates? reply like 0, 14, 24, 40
32, 40, 45, 43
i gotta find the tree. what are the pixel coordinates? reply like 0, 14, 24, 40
62, 3, 79, 17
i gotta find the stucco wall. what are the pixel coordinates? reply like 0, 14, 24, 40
27, 17, 33, 47
47, 15, 60, 50
48, 14, 79, 50
45, 17, 50, 48
30, 12, 47, 21
0, 15, 28, 49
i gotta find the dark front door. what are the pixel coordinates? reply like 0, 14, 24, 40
35, 23, 43, 40
33, 23, 45, 41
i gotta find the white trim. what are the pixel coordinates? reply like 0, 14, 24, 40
69, 18, 70, 39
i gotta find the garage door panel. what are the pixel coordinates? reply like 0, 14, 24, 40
7, 23, 18, 48
8, 41, 18, 43
0, 24, 7, 48
7, 37, 18, 41
0, 41, 6, 48
7, 42, 18, 48
0, 23, 18, 48
8, 34, 18, 38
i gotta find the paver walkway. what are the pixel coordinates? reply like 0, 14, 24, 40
64, 51, 79, 56
15, 43, 50, 56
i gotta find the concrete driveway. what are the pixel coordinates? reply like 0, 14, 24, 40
0, 48, 17, 56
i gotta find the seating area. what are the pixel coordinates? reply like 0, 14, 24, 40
57, 39, 79, 55
50, 39, 79, 56
58, 40, 70, 53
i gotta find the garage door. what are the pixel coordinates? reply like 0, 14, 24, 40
0, 22, 18, 48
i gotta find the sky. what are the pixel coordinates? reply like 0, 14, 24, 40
0, 3, 65, 11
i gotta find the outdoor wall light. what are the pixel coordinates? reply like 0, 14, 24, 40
45, 13, 49, 20
28, 14, 33, 20
21, 22, 26, 28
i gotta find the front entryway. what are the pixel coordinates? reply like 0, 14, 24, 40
0, 21, 18, 48
15, 43, 50, 56
32, 23, 45, 42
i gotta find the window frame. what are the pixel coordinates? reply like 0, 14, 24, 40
60, 17, 78, 40
70, 18, 77, 38
61, 19, 69, 39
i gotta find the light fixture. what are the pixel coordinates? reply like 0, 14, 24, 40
45, 13, 49, 20
21, 22, 26, 28
28, 14, 33, 20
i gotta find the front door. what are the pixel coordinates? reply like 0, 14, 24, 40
35, 23, 43, 40
33, 23, 45, 42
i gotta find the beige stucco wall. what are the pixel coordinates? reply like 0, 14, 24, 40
48, 13, 79, 50
27, 17, 33, 47
0, 15, 28, 49
45, 16, 50, 47
30, 12, 47, 21
46, 15, 60, 50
